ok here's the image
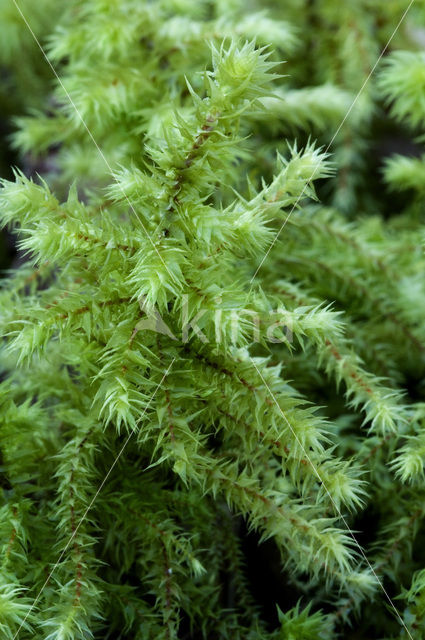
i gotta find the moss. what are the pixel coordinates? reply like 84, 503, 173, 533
1, 1, 425, 638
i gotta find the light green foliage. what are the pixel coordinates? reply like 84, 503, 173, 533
1, 1, 425, 639
277, 602, 330, 639
379, 52, 425, 130
383, 154, 425, 193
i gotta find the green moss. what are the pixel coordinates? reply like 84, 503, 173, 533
1, 1, 425, 638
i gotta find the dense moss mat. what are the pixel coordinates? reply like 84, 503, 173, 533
1, 1, 425, 638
